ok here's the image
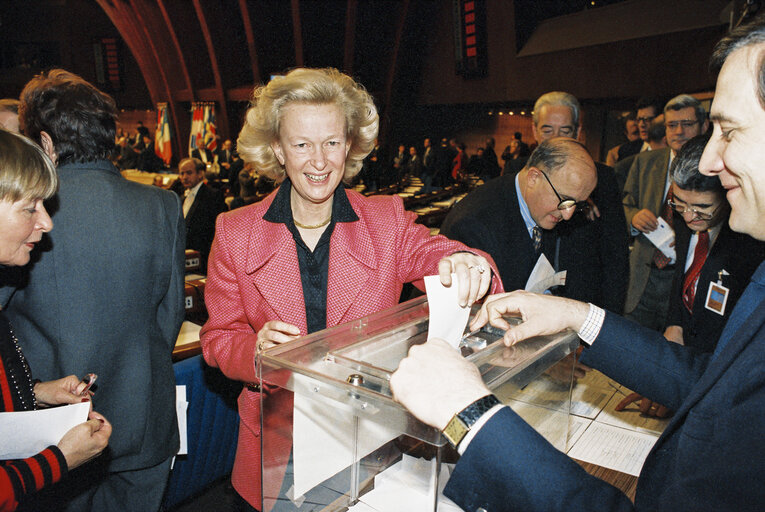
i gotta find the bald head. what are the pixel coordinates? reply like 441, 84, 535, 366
520, 138, 597, 229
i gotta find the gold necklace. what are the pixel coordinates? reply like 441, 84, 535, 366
294, 215, 331, 229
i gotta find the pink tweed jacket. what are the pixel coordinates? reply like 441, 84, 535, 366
200, 187, 502, 507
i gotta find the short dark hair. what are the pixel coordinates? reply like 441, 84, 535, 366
711, 13, 765, 110
671, 133, 722, 193
635, 96, 662, 115
19, 69, 117, 166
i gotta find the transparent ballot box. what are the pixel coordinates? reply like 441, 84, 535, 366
258, 296, 579, 511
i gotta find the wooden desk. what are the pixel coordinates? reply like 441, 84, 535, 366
576, 459, 638, 502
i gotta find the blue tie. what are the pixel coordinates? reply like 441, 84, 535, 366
712, 262, 765, 359
532, 226, 542, 255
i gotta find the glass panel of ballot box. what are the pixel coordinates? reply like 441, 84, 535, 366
258, 296, 578, 512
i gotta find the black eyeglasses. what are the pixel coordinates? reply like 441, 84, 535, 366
668, 200, 721, 221
539, 169, 580, 210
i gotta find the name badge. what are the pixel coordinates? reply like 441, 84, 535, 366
704, 281, 730, 316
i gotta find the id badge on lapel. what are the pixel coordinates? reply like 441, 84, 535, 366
705, 270, 730, 316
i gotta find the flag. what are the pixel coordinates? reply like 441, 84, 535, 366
155, 103, 172, 165
188, 103, 204, 157
203, 105, 218, 152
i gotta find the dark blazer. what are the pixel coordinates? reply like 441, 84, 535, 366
555, 163, 629, 313
440, 169, 629, 312
184, 183, 227, 270
191, 147, 214, 164
446, 262, 765, 510
667, 218, 765, 352
440, 174, 539, 292
2, 160, 184, 473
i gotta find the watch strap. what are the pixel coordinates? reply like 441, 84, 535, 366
442, 394, 501, 448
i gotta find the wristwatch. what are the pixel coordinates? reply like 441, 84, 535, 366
442, 394, 501, 449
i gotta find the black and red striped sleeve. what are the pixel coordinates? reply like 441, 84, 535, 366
1, 446, 68, 512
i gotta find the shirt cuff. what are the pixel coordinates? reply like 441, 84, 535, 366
577, 303, 605, 346
457, 404, 505, 455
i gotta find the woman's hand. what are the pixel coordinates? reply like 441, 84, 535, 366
34, 375, 92, 407
256, 320, 301, 353
438, 252, 493, 307
57, 411, 112, 470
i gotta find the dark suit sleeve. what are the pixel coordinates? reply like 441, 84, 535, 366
581, 312, 709, 410
158, 192, 186, 350
445, 407, 635, 512
594, 166, 630, 313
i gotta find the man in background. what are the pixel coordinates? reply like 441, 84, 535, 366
623, 94, 708, 330
178, 157, 227, 270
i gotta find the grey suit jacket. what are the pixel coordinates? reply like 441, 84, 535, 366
623, 148, 672, 313
2, 160, 184, 472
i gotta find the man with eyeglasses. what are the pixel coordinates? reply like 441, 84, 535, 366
440, 137, 597, 298
616, 134, 765, 418
616, 97, 662, 162
623, 94, 709, 331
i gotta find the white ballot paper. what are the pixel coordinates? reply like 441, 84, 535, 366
424, 273, 471, 348
293, 375, 400, 499
525, 254, 567, 294
0, 402, 90, 459
644, 217, 675, 261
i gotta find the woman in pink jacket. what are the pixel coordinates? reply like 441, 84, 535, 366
200, 67, 502, 511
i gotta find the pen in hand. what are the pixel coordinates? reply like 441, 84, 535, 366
80, 373, 98, 399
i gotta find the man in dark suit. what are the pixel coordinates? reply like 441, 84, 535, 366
191, 137, 214, 165
623, 94, 709, 330
440, 138, 598, 299
178, 157, 227, 270
391, 16, 765, 510
441, 91, 629, 313
216, 138, 235, 172
4, 70, 184, 511
614, 115, 666, 192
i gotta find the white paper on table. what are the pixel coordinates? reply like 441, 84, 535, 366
175, 385, 188, 455
0, 402, 90, 459
525, 254, 567, 293
566, 421, 660, 476
175, 321, 202, 347
424, 273, 470, 349
643, 217, 675, 260
292, 375, 400, 499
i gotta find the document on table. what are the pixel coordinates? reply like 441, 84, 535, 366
525, 254, 567, 294
424, 273, 471, 349
0, 402, 90, 459
644, 217, 675, 260
567, 421, 660, 476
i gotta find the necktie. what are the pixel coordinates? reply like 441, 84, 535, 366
532, 226, 542, 255
682, 230, 710, 312
183, 189, 193, 218
652, 187, 674, 268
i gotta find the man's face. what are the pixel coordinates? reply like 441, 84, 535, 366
424, 138, 431, 148
671, 184, 726, 232
625, 119, 639, 141
398, 145, 405, 154
0, 111, 19, 133
525, 146, 596, 230
197, 138, 206, 150
179, 162, 204, 189
700, 45, 765, 240
636, 106, 658, 141
409, 147, 416, 156
665, 106, 706, 154
532, 105, 578, 143
223, 140, 232, 151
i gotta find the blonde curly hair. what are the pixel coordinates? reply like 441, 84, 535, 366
237, 68, 379, 183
